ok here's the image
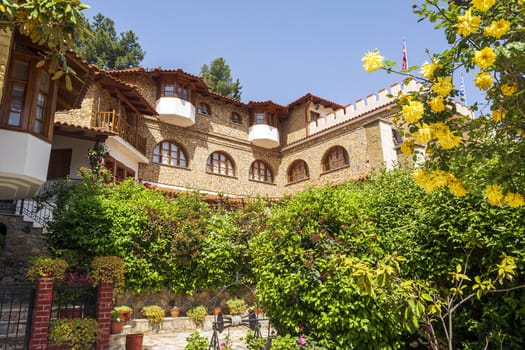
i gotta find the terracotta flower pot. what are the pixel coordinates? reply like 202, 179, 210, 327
170, 307, 180, 317
126, 333, 144, 350
213, 306, 222, 316
110, 320, 125, 334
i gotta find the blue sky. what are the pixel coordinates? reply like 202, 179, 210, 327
83, 0, 484, 109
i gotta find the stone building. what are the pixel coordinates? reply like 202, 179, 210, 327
50, 67, 416, 199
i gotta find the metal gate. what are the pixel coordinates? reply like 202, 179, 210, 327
0, 284, 35, 350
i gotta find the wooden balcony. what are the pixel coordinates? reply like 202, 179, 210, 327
93, 111, 146, 155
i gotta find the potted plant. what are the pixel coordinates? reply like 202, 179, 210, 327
88, 256, 125, 289
186, 305, 207, 327
114, 305, 133, 322
226, 298, 247, 315
170, 306, 180, 317
141, 305, 164, 332
26, 256, 68, 284
111, 309, 125, 334
49, 318, 99, 350
184, 331, 209, 350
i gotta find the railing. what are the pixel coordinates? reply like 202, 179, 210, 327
0, 284, 35, 350
51, 285, 97, 320
94, 110, 147, 155
16, 180, 60, 227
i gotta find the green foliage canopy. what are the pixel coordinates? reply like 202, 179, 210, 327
200, 57, 242, 100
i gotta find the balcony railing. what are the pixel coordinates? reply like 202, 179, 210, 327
93, 111, 147, 155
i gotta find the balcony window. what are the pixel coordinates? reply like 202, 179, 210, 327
250, 111, 277, 126
163, 82, 175, 97
152, 141, 188, 168
177, 84, 189, 101
287, 160, 309, 183
310, 111, 320, 122
250, 160, 273, 183
1, 55, 56, 140
322, 146, 349, 172
198, 102, 211, 116
207, 151, 235, 177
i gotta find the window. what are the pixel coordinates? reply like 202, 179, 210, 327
392, 129, 403, 146
198, 103, 211, 116
322, 146, 349, 172
163, 82, 175, 97
287, 160, 309, 183
250, 160, 274, 183
207, 151, 235, 176
255, 112, 265, 125
310, 111, 320, 122
2, 54, 56, 140
251, 111, 277, 126
152, 141, 188, 168
177, 84, 189, 101
231, 112, 242, 124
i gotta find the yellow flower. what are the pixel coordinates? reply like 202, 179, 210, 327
492, 109, 505, 122
414, 169, 454, 193
449, 180, 468, 197
501, 84, 517, 96
430, 96, 445, 112
486, 184, 504, 206
431, 122, 462, 149
400, 140, 415, 155
471, 0, 496, 12
362, 50, 384, 72
402, 101, 425, 123
413, 169, 431, 191
505, 193, 525, 207
431, 77, 454, 97
456, 9, 481, 36
484, 19, 511, 39
420, 60, 440, 80
473, 47, 496, 69
413, 125, 433, 145
474, 71, 493, 90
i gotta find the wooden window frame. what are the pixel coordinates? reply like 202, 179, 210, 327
250, 160, 274, 183
322, 146, 349, 172
207, 151, 235, 177
1, 52, 57, 141
152, 141, 188, 168
287, 160, 309, 183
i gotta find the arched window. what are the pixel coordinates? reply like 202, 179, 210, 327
207, 151, 235, 176
322, 146, 349, 172
152, 141, 188, 168
198, 102, 211, 116
231, 112, 242, 124
250, 160, 274, 183
287, 160, 309, 183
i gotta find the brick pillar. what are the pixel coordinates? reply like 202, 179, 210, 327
96, 280, 114, 350
29, 277, 55, 350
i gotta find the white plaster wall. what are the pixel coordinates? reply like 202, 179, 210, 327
105, 136, 149, 178
379, 120, 397, 170
51, 135, 96, 179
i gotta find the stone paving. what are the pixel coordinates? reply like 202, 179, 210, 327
142, 328, 253, 349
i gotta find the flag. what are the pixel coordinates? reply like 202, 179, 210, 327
402, 40, 408, 70
459, 73, 467, 104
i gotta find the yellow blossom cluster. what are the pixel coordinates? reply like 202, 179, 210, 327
429, 96, 445, 113
485, 185, 525, 207
501, 84, 517, 96
473, 47, 496, 69
431, 122, 462, 149
420, 60, 440, 80
414, 169, 468, 197
455, 9, 481, 36
362, 50, 384, 72
484, 19, 511, 39
492, 109, 505, 122
431, 77, 454, 97
474, 71, 493, 90
471, 0, 496, 12
402, 100, 425, 123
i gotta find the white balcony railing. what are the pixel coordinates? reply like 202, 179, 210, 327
155, 97, 196, 127
248, 124, 280, 149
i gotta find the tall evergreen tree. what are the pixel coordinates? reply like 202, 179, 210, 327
200, 57, 242, 100
76, 13, 145, 70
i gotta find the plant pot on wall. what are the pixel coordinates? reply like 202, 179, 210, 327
110, 320, 125, 334
126, 333, 144, 350
170, 307, 180, 317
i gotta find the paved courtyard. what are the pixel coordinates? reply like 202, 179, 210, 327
142, 328, 256, 350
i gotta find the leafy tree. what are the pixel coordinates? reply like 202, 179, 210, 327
0, 0, 90, 87
362, 0, 525, 207
200, 57, 242, 100
75, 13, 145, 70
